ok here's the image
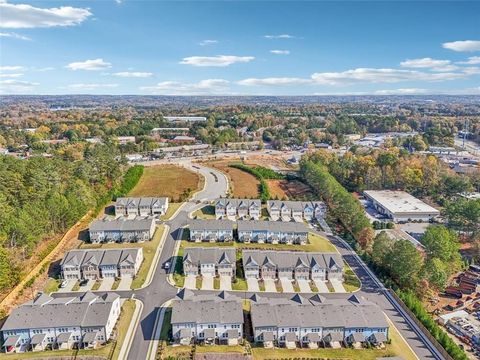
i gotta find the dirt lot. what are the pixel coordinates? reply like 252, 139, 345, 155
267, 179, 315, 200
244, 154, 294, 170
204, 159, 260, 198
130, 165, 204, 201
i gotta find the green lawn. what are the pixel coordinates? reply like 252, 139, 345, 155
160, 307, 172, 341
232, 277, 248, 291
310, 281, 318, 292
343, 263, 362, 293
161, 202, 183, 220
71, 281, 80, 291
196, 276, 202, 289
196, 345, 244, 353
259, 280, 266, 292
251, 347, 397, 360
0, 300, 136, 360
214, 276, 220, 290
91, 280, 101, 291
111, 278, 120, 290
43, 278, 60, 294
292, 281, 300, 292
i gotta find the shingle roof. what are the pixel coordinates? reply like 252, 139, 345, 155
60, 250, 86, 267
90, 217, 155, 232
237, 220, 308, 233
99, 249, 123, 266
242, 250, 341, 271
119, 248, 142, 265
189, 219, 234, 231
183, 247, 236, 266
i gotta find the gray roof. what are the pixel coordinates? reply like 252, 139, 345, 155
183, 247, 236, 266
285, 332, 296, 342
369, 332, 387, 343
30, 333, 46, 345
189, 219, 234, 231
306, 333, 320, 342
119, 248, 142, 265
242, 250, 342, 271
56, 332, 72, 343
60, 250, 86, 267
81, 250, 104, 267
250, 295, 387, 330
216, 198, 261, 208
203, 328, 215, 339
227, 329, 239, 338
82, 331, 98, 343
99, 249, 123, 266
323, 332, 344, 342
267, 200, 324, 212
263, 331, 274, 342
3, 335, 20, 346
90, 217, 155, 232
171, 293, 243, 325
179, 328, 191, 339
237, 220, 308, 233
1, 292, 120, 331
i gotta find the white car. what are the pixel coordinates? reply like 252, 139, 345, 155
164, 261, 171, 270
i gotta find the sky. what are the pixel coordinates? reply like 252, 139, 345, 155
0, 0, 479, 96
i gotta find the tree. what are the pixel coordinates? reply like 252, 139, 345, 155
371, 231, 394, 267
443, 198, 480, 236
387, 240, 424, 290
358, 227, 375, 251
422, 258, 448, 290
422, 225, 461, 271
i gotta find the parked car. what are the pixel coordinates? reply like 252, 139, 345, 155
164, 261, 171, 270
79, 279, 89, 286
60, 280, 68, 288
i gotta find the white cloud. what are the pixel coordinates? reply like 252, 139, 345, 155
238, 77, 311, 86
457, 56, 480, 65
198, 39, 218, 46
0, 1, 92, 29
264, 34, 295, 39
113, 71, 153, 78
0, 79, 38, 93
0, 73, 23, 78
0, 65, 25, 71
0, 31, 31, 40
462, 67, 480, 75
374, 88, 428, 95
66, 58, 112, 71
140, 79, 229, 95
311, 68, 465, 85
400, 57, 457, 72
442, 40, 480, 52
67, 83, 119, 90
270, 50, 290, 55
180, 55, 254, 67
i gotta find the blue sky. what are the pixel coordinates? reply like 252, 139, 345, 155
0, 0, 479, 95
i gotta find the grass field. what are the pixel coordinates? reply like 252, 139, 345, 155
79, 225, 166, 289
42, 278, 60, 294
206, 160, 259, 198
344, 263, 362, 293
267, 179, 315, 200
0, 299, 136, 360
160, 307, 172, 341
129, 165, 204, 201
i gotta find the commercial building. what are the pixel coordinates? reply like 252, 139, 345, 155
364, 190, 440, 223
115, 197, 169, 217
1, 292, 121, 353
171, 291, 243, 346
251, 294, 389, 349
89, 217, 156, 243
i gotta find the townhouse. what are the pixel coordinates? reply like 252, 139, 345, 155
1, 292, 121, 354
267, 200, 326, 222
89, 217, 156, 243
215, 198, 261, 220
237, 220, 308, 245
171, 290, 243, 346
251, 294, 389, 349
115, 197, 169, 217
61, 248, 143, 280
189, 219, 234, 242
242, 251, 343, 282
183, 247, 236, 279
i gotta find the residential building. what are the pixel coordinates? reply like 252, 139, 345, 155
250, 294, 389, 349
242, 251, 343, 281
237, 220, 308, 245
364, 190, 440, 223
215, 198, 261, 220
189, 219, 234, 242
183, 247, 236, 278
61, 248, 143, 280
89, 217, 156, 243
1, 292, 121, 354
115, 197, 169, 217
171, 290, 243, 346
267, 200, 326, 222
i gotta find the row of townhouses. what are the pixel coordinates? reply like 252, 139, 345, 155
242, 251, 343, 282
214, 198, 326, 222
183, 247, 236, 279
215, 198, 261, 220
171, 290, 389, 349
114, 197, 169, 217
189, 219, 309, 245
61, 248, 143, 280
1, 292, 121, 354
171, 291, 243, 346
251, 294, 389, 349
89, 217, 156, 243
267, 200, 326, 222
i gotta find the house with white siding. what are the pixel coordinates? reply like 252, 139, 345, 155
215, 198, 261, 220
183, 247, 236, 279
237, 220, 308, 245
267, 200, 326, 222
115, 197, 169, 217
89, 217, 156, 243
1, 292, 121, 354
189, 219, 234, 242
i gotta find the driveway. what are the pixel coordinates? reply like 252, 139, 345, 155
330, 279, 346, 293
314, 280, 329, 293
201, 275, 214, 290
57, 279, 76, 293
117, 277, 133, 291
298, 279, 311, 293
184, 275, 196, 289
247, 278, 260, 292
264, 279, 277, 292
78, 279, 94, 292
219, 276, 232, 291
280, 278, 294, 293
98, 277, 115, 291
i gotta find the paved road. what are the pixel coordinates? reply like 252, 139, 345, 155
52, 160, 444, 360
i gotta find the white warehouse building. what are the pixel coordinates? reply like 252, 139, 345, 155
364, 190, 440, 223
